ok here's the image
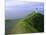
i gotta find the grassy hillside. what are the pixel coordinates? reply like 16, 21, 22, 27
5, 19, 21, 35
9, 12, 44, 34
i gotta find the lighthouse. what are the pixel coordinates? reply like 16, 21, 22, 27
32, 8, 38, 14
35, 8, 38, 13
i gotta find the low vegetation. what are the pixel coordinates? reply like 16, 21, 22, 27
9, 12, 44, 34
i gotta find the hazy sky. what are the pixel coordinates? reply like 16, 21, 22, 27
5, 0, 44, 19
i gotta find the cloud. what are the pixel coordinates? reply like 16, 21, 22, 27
6, 0, 30, 7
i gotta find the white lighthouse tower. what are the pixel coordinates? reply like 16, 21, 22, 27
35, 8, 38, 13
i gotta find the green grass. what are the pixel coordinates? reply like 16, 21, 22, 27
5, 12, 44, 34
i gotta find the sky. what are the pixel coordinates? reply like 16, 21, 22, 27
5, 0, 44, 19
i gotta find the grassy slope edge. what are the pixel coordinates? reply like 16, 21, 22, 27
10, 12, 44, 34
